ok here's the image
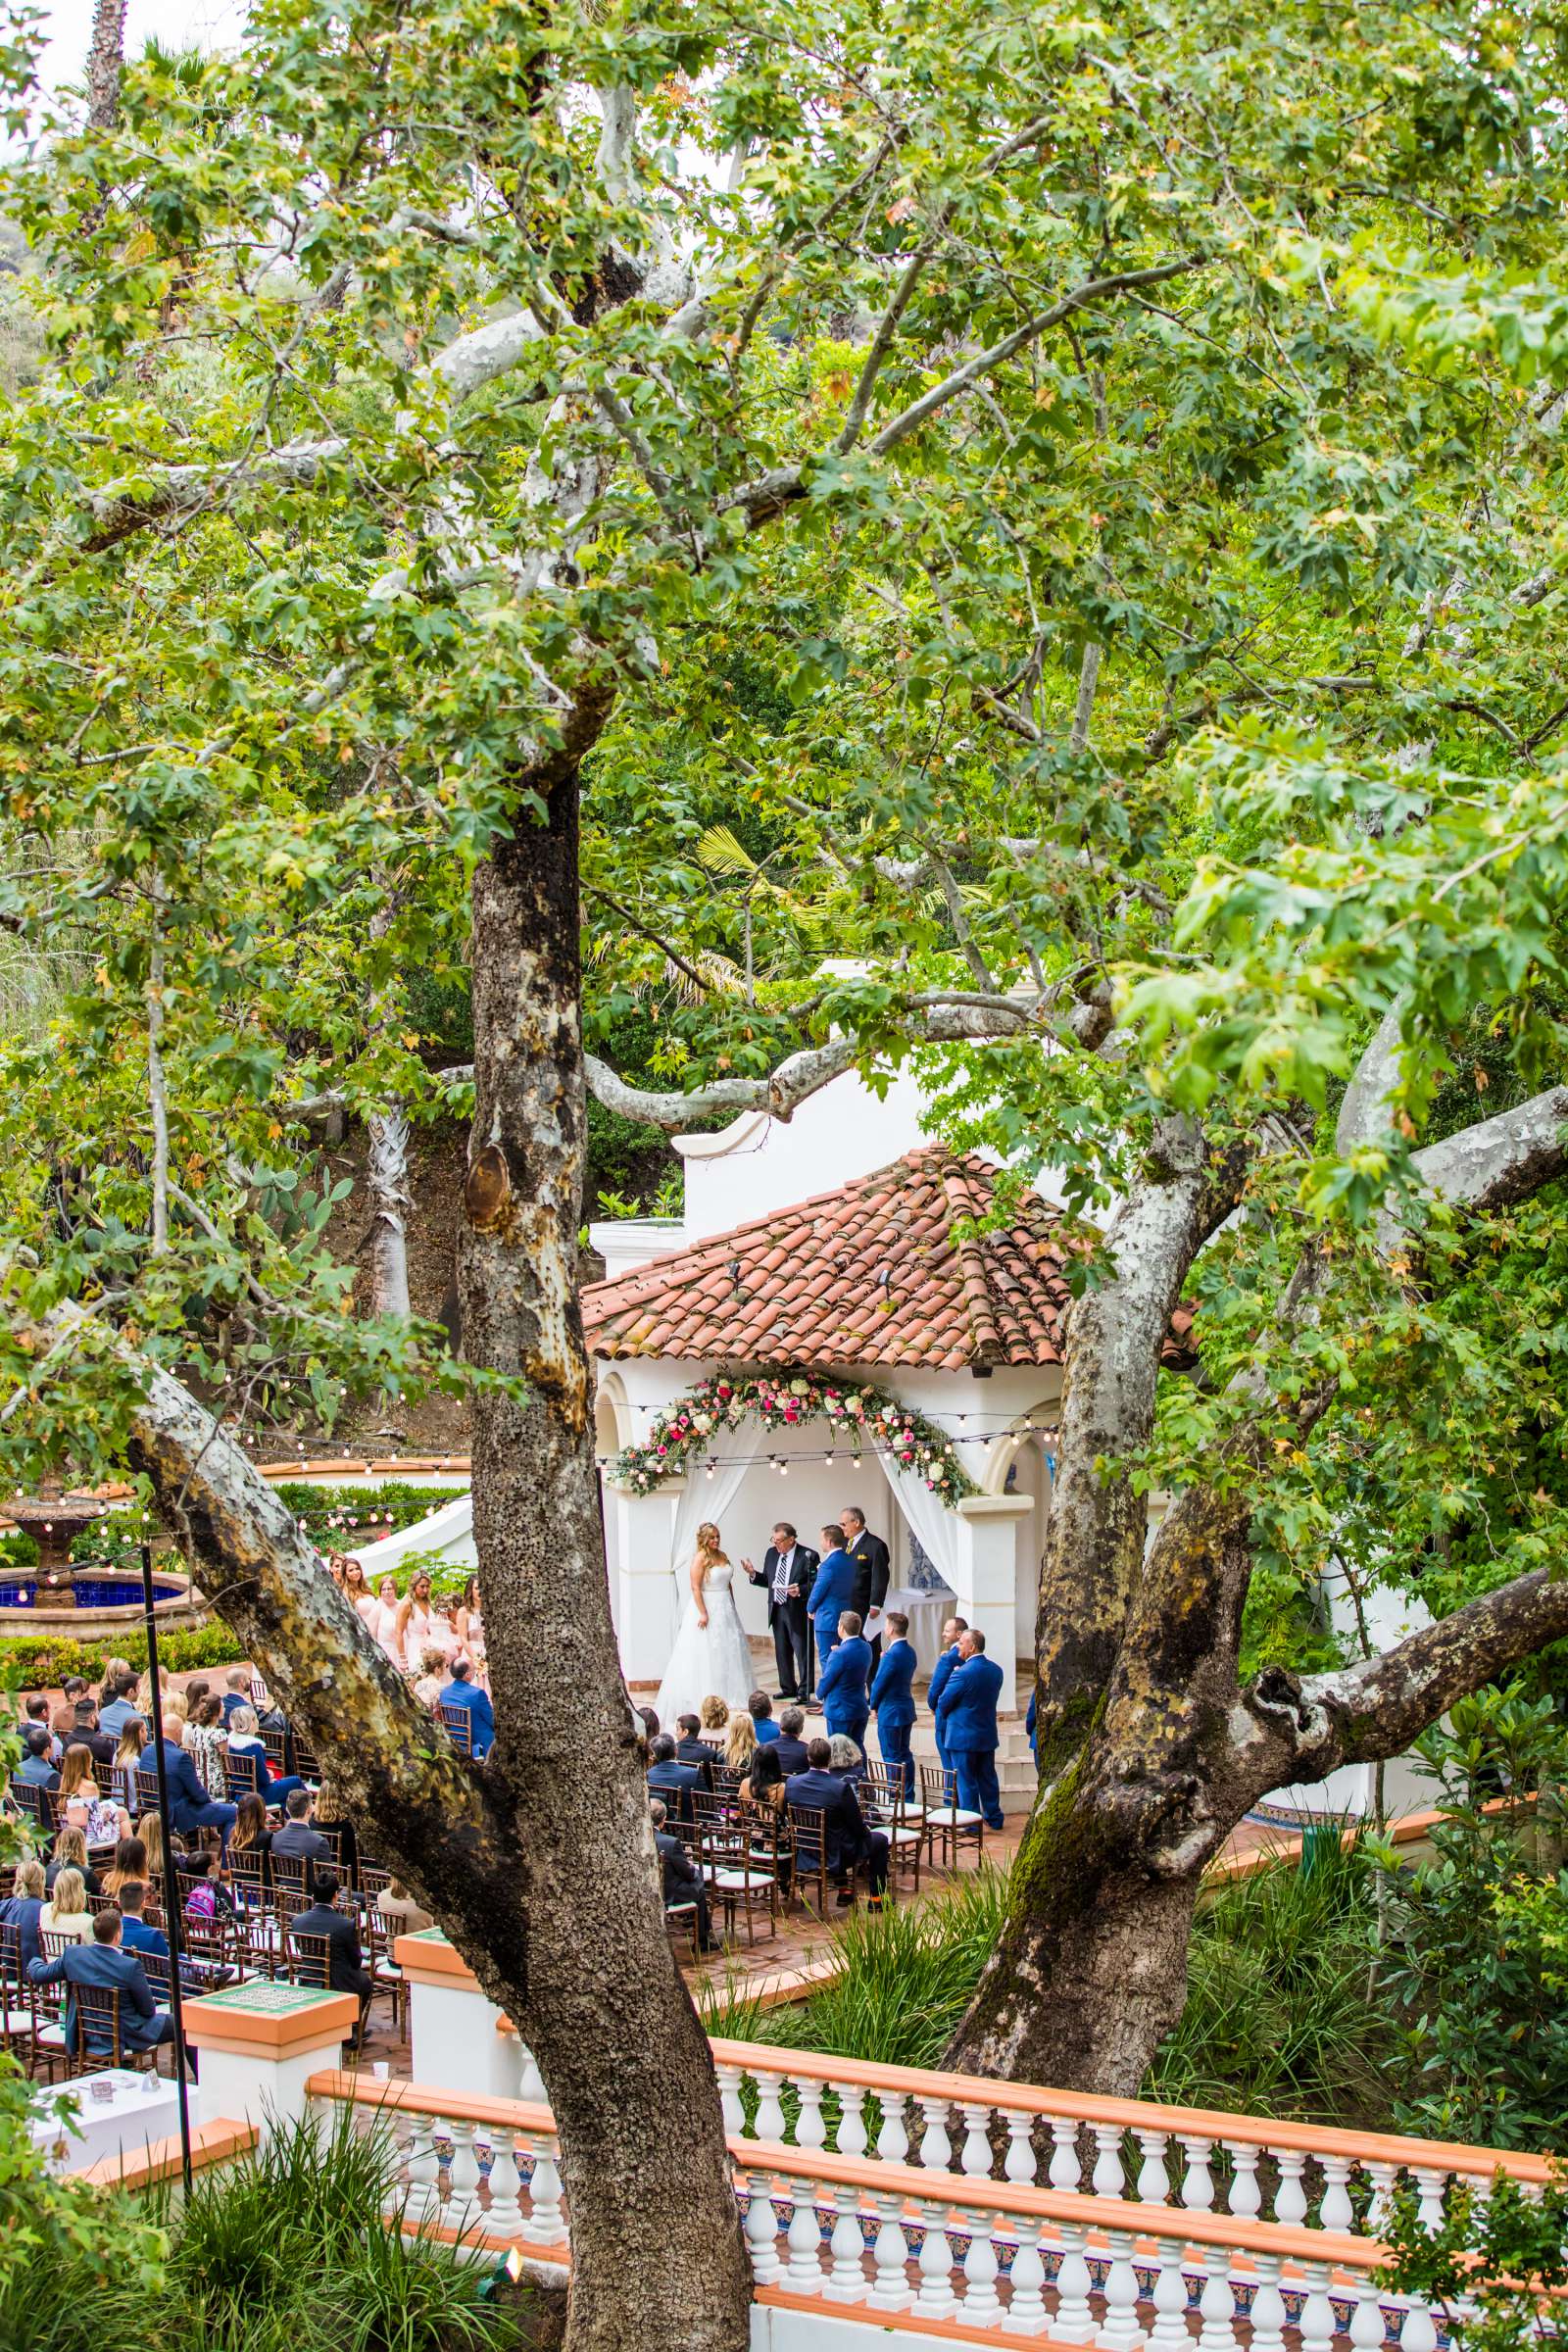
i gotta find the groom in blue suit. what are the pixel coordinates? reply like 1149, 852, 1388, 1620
809, 1524, 859, 1677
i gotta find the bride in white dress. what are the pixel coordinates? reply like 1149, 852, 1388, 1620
654, 1522, 755, 1726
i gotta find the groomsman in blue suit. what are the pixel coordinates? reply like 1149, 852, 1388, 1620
808, 1524, 859, 1678
868, 1610, 917, 1795
925, 1614, 967, 1777
816, 1611, 872, 1753
934, 1627, 1005, 1832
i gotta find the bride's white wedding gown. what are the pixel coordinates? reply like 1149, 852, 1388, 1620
654, 1560, 755, 1725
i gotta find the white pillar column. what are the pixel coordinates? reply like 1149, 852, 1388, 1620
604, 1475, 685, 1685
181, 1984, 361, 2138
954, 1494, 1033, 1711
396, 1931, 544, 2102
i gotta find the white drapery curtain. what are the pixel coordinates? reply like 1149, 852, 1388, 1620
873, 1433, 962, 1670
668, 1419, 753, 1601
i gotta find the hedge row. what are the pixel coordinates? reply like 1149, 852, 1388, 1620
0, 1621, 246, 1691
270, 1482, 468, 1538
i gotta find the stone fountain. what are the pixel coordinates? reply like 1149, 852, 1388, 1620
0, 1474, 201, 1632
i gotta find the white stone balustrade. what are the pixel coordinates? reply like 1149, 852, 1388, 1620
707, 2034, 1555, 2238
304, 2069, 1474, 2351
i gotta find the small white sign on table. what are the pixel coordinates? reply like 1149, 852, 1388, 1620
28, 2070, 198, 2175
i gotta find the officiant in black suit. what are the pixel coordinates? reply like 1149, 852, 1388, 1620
742, 1520, 819, 1702
843, 1505, 892, 1671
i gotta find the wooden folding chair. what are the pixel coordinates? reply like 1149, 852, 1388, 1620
918, 1762, 984, 1871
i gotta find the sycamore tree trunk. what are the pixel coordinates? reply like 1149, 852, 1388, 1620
950, 1080, 1568, 2093
457, 727, 750, 2347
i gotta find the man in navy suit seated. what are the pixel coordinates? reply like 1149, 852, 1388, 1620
934, 1628, 1005, 1831
13, 1726, 60, 1792
808, 1526, 859, 1678
28, 1908, 177, 2063
438, 1659, 495, 1758
158, 1733, 238, 1847
645, 1733, 706, 1832
868, 1610, 918, 1795
785, 1738, 889, 1908
816, 1611, 872, 1752
673, 1714, 717, 1789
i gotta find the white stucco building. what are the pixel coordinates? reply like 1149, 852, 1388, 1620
583, 1069, 1065, 1712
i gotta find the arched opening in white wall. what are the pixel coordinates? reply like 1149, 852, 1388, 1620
982, 1405, 1054, 1662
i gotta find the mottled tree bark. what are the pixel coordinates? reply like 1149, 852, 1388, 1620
455, 725, 750, 2352
1032, 1117, 1243, 1778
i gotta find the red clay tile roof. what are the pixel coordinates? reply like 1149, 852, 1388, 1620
581, 1148, 1070, 1371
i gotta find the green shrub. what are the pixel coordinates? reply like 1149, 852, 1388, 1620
0, 1619, 248, 1690
1150, 1831, 1396, 2127
0, 2055, 167, 2352
270, 1481, 468, 1540
1372, 1689, 1568, 2151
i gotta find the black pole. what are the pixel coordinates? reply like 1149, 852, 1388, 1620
140, 1541, 193, 2191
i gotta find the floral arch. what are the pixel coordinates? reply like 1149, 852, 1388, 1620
611, 1367, 976, 1508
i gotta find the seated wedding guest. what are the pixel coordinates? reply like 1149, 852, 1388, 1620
39, 1865, 94, 1943
673, 1715, 716, 1788
771, 1706, 810, 1777
229, 1792, 274, 1887
102, 1836, 151, 1911
58, 1741, 132, 1842
0, 1857, 47, 1969
748, 1691, 781, 1745
698, 1693, 730, 1739
220, 1668, 254, 1726
635, 1706, 660, 1744
157, 1718, 237, 1847
868, 1609, 918, 1796
311, 1773, 359, 1886
826, 1732, 868, 1784
723, 1710, 758, 1777
23, 1698, 61, 1766
646, 1733, 706, 1830
28, 1907, 178, 2066
224, 1705, 308, 1804
437, 1657, 495, 1758
739, 1740, 788, 1819
290, 1871, 372, 2043
412, 1644, 450, 1714
70, 1698, 118, 1773
377, 1876, 433, 1936
817, 1610, 872, 1751
114, 1718, 147, 1778
116, 1881, 168, 1962
271, 1788, 332, 1893
50, 1682, 87, 1741
98, 1669, 146, 1741
161, 1690, 190, 1748
785, 1739, 889, 1909
185, 1693, 230, 1796
134, 1668, 172, 1724
136, 1810, 171, 1886
14, 1724, 60, 1790
183, 1848, 238, 1925
651, 1798, 718, 1953
45, 1827, 102, 1898
95, 1655, 132, 1702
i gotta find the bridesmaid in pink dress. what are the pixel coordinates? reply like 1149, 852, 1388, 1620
396, 1571, 456, 1677
369, 1573, 404, 1665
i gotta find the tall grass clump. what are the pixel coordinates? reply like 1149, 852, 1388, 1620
1149, 1831, 1396, 2128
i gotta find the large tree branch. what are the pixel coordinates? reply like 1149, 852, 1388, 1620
1411, 1085, 1568, 1213
1241, 1567, 1568, 1791
724, 256, 1203, 526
